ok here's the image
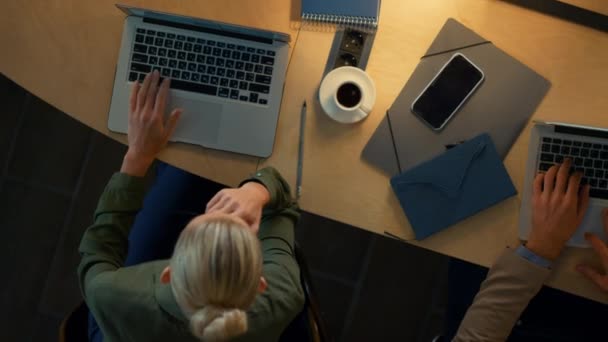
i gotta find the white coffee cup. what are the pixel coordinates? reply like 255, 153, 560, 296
333, 81, 373, 114
319, 66, 376, 124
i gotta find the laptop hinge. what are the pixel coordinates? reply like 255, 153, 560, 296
143, 17, 275, 45
554, 124, 608, 140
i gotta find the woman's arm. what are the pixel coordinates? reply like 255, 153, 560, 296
244, 167, 300, 223
206, 167, 304, 339
77, 71, 182, 298
77, 173, 146, 298
242, 168, 305, 339
205, 166, 300, 233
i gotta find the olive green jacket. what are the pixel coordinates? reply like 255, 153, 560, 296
78, 167, 305, 342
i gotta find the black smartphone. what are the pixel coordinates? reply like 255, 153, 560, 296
411, 53, 484, 131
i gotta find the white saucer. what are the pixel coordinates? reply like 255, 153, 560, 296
319, 66, 376, 124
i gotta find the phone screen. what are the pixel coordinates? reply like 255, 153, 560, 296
412, 54, 483, 130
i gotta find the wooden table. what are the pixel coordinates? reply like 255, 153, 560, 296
2, 0, 608, 303
0, 0, 297, 186
560, 0, 608, 15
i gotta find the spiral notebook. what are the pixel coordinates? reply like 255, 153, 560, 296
301, 0, 381, 30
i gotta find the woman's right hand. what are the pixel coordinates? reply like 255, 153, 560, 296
576, 209, 608, 292
205, 182, 271, 234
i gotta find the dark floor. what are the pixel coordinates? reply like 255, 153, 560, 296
0, 73, 450, 342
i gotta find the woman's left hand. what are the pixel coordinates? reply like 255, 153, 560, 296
121, 71, 182, 177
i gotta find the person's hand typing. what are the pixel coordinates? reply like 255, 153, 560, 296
205, 182, 271, 234
527, 158, 591, 261
121, 71, 182, 177
576, 209, 608, 291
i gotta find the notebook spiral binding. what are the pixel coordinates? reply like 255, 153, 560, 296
302, 13, 378, 32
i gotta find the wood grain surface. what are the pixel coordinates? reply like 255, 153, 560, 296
559, 0, 608, 15
0, 0, 300, 186
262, 0, 608, 303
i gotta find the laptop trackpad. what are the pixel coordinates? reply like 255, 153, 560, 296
169, 97, 222, 145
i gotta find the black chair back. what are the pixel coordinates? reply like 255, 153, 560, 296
59, 302, 88, 342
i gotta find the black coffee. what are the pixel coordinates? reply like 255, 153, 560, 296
336, 82, 362, 108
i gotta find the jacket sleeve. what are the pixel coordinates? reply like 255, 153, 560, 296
238, 167, 305, 340
77, 173, 146, 299
240, 167, 298, 216
453, 248, 552, 342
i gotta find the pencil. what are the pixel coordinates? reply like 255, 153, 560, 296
296, 101, 307, 200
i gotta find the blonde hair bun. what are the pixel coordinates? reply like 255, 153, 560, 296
190, 306, 248, 341
170, 215, 262, 341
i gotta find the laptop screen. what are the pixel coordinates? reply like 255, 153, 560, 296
116, 4, 290, 44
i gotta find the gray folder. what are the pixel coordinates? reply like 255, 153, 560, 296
362, 19, 551, 175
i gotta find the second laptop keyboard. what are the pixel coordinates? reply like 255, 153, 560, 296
538, 137, 608, 199
128, 28, 277, 105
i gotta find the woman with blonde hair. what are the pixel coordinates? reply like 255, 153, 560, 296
79, 71, 304, 341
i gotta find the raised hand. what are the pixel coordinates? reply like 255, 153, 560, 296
121, 71, 182, 177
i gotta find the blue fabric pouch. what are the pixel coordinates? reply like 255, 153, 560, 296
390, 133, 517, 240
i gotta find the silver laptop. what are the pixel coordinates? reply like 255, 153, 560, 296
519, 121, 608, 247
108, 4, 291, 157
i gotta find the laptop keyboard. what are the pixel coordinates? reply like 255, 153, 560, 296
128, 28, 277, 105
538, 137, 608, 199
